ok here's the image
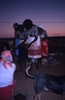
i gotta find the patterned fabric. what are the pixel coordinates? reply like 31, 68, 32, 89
41, 39, 48, 56
20, 25, 38, 41
21, 25, 42, 59
28, 36, 41, 58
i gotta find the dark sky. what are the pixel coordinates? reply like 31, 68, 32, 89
0, 0, 65, 37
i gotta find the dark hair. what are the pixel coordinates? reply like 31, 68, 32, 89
23, 19, 33, 30
13, 23, 18, 29
17, 24, 24, 33
13, 23, 19, 32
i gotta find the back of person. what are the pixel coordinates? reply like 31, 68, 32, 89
38, 26, 48, 57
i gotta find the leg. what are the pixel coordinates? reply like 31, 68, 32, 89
35, 59, 39, 72
35, 93, 41, 100
38, 93, 41, 100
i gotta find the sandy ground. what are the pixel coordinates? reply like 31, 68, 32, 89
11, 54, 65, 100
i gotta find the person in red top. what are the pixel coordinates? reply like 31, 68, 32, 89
41, 30, 48, 57
38, 26, 49, 65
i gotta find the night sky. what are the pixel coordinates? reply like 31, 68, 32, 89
0, 0, 65, 38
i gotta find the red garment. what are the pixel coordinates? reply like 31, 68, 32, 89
28, 36, 42, 58
41, 39, 48, 56
0, 80, 16, 100
0, 85, 13, 100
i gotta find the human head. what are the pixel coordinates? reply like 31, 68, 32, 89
13, 23, 18, 31
23, 19, 33, 30
17, 24, 24, 33
1, 50, 13, 63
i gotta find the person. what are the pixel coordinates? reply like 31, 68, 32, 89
0, 50, 16, 100
17, 24, 28, 63
13, 23, 20, 62
22, 19, 42, 71
38, 26, 49, 65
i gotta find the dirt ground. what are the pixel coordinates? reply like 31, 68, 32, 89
11, 54, 65, 100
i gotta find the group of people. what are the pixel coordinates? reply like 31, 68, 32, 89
13, 19, 49, 71
0, 19, 48, 100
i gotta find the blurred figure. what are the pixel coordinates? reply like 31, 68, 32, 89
13, 22, 19, 62
41, 31, 48, 57
0, 50, 16, 100
38, 26, 48, 56
17, 24, 28, 63
38, 26, 49, 65
23, 19, 42, 71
